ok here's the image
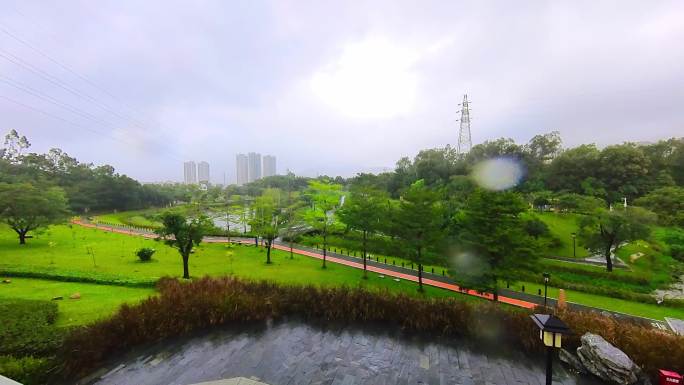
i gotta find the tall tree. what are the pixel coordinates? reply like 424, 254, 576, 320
578, 207, 656, 272
0, 183, 70, 244
303, 180, 342, 268
634, 186, 684, 226
337, 186, 387, 278
156, 212, 212, 279
454, 189, 538, 300
390, 180, 445, 291
250, 189, 285, 264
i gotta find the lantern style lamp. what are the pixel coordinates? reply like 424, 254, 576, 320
530, 314, 571, 385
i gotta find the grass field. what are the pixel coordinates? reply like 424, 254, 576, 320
536, 212, 589, 258
0, 224, 476, 302
0, 278, 154, 327
504, 280, 684, 320
2, 221, 683, 321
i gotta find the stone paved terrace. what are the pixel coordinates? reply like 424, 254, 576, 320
82, 322, 605, 385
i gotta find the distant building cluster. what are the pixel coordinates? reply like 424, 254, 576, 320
183, 160, 210, 185
183, 154, 276, 187
235, 153, 277, 186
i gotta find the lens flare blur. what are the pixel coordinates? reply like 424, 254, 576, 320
471, 157, 524, 191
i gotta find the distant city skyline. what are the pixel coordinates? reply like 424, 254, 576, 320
198, 161, 210, 184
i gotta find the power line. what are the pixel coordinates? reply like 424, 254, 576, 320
0, 75, 122, 130
0, 49, 185, 160
0, 22, 155, 129
0, 94, 124, 144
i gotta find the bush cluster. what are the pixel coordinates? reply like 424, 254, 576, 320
0, 300, 63, 357
0, 356, 52, 385
58, 276, 683, 381
135, 247, 156, 262
0, 299, 64, 385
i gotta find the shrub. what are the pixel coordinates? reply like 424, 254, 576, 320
58, 276, 683, 381
0, 299, 64, 357
135, 247, 156, 262
671, 245, 684, 262
0, 356, 52, 385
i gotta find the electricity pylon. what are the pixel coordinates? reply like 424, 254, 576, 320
457, 94, 472, 155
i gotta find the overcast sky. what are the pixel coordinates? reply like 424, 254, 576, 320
1, 1, 682, 183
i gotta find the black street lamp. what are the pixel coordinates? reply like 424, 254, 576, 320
571, 232, 577, 257
530, 314, 571, 385
542, 273, 550, 310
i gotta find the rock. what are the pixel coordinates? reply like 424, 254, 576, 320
69, 292, 81, 300
576, 333, 646, 385
559, 348, 586, 374
52, 296, 63, 301
1, 279, 10, 284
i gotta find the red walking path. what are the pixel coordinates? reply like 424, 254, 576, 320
73, 220, 536, 309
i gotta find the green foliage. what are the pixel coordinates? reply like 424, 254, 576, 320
389, 180, 446, 290
302, 180, 343, 267
0, 355, 52, 385
523, 217, 550, 239
453, 189, 539, 295
578, 207, 656, 271
337, 185, 387, 275
0, 299, 63, 357
156, 212, 213, 279
634, 186, 684, 226
135, 247, 156, 262
554, 193, 604, 213
250, 189, 287, 263
0, 182, 70, 244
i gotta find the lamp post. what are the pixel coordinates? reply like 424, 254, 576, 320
571, 232, 576, 257
542, 273, 550, 310
531, 314, 571, 385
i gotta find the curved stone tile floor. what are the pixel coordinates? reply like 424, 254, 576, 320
80, 321, 605, 385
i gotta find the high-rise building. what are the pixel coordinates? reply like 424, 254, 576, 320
198, 161, 210, 184
248, 152, 261, 182
263, 155, 276, 177
236, 154, 248, 186
183, 161, 197, 184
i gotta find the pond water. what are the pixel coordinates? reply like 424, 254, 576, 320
83, 321, 604, 385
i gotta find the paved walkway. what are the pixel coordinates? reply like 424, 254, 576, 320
84, 322, 603, 385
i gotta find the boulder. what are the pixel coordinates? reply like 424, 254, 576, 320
559, 348, 586, 374
69, 292, 81, 300
52, 296, 63, 301
1, 279, 10, 284
576, 333, 647, 385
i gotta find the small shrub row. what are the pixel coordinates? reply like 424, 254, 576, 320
0, 268, 156, 288
0, 356, 53, 385
58, 276, 683, 381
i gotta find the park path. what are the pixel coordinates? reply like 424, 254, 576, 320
72, 220, 535, 309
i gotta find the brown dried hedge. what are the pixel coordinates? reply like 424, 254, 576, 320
58, 276, 683, 380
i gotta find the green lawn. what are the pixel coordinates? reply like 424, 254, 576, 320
0, 224, 476, 301
507, 280, 684, 321
93, 208, 162, 228
536, 212, 589, 258
3, 223, 683, 321
0, 278, 154, 327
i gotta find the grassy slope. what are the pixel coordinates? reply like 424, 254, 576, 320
535, 212, 589, 258
507, 280, 684, 320
0, 224, 476, 301
0, 278, 154, 326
